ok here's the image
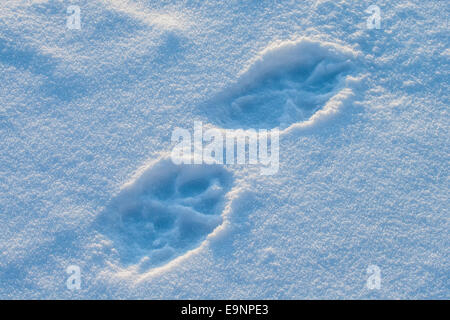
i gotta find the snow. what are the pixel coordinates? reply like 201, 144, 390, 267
0, 0, 448, 299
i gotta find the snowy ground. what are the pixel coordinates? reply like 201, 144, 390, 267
0, 0, 448, 299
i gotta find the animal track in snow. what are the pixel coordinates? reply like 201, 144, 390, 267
97, 158, 232, 269
204, 38, 358, 130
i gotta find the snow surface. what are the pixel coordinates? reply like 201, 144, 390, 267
0, 0, 448, 299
